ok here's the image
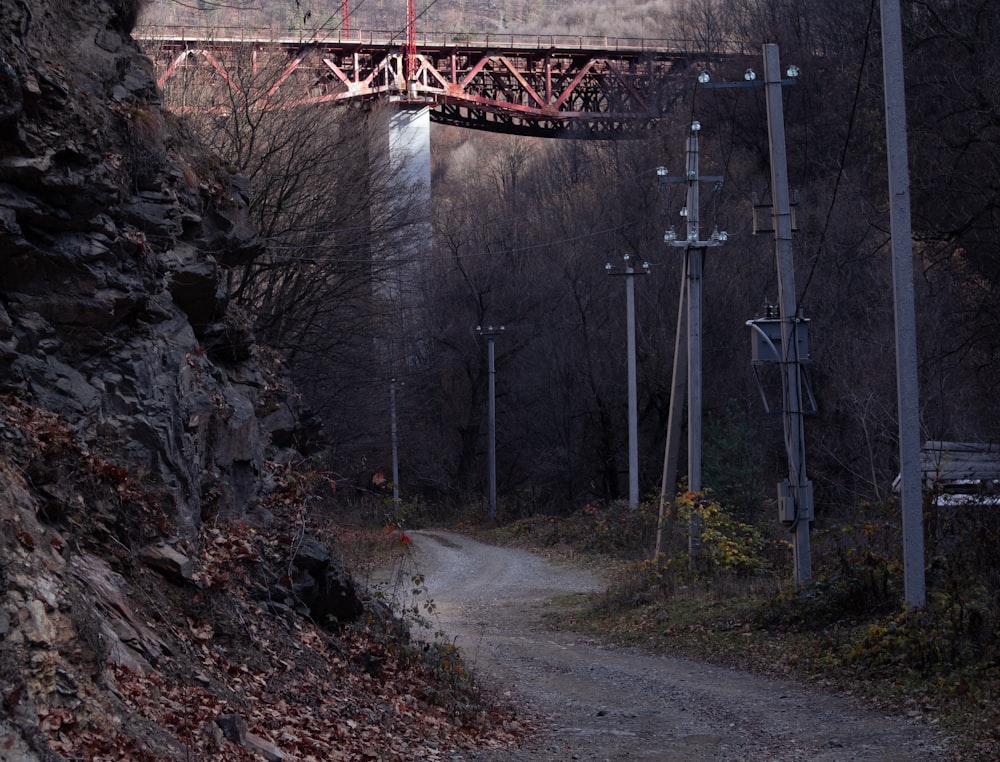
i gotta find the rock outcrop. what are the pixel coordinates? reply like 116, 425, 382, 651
0, 0, 281, 531
0, 1, 373, 759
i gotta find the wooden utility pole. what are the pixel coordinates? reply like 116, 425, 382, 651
655, 259, 687, 557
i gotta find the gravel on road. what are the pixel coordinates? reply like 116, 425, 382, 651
384, 530, 956, 762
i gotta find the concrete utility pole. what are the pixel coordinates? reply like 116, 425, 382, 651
606, 254, 650, 508
685, 132, 705, 564
700, 49, 813, 584
476, 325, 504, 521
390, 378, 400, 506
761, 44, 814, 585
879, 0, 926, 607
660, 124, 727, 567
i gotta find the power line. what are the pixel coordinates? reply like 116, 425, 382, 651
796, 0, 877, 313
260, 221, 636, 264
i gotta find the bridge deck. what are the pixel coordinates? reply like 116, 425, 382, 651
138, 27, 727, 138
137, 26, 709, 57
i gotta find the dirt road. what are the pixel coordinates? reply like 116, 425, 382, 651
387, 530, 955, 762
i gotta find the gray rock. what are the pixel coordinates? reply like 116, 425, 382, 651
139, 542, 193, 581
216, 714, 248, 744
0, 0, 316, 548
164, 243, 224, 330
123, 196, 180, 239
292, 536, 333, 573
244, 731, 291, 762
0, 58, 22, 122
289, 536, 364, 626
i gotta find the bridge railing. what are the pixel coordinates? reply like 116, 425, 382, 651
135, 25, 707, 54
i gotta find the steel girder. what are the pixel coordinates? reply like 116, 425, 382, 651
143, 34, 704, 137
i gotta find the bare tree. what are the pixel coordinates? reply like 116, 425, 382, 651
146, 0, 1000, 516
158, 42, 428, 467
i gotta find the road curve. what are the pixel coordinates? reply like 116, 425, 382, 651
390, 530, 954, 762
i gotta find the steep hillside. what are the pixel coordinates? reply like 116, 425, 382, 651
138, 0, 679, 40
0, 398, 518, 760
0, 1, 516, 758
1, 0, 283, 529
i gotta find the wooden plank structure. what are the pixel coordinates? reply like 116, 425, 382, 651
894, 440, 1000, 504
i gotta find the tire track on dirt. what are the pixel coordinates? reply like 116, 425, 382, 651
396, 530, 954, 762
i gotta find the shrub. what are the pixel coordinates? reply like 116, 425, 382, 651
670, 491, 773, 577
761, 549, 901, 629
494, 500, 658, 558
594, 491, 779, 610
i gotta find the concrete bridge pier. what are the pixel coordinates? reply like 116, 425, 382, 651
375, 102, 433, 370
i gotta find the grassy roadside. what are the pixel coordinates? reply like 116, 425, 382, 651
472, 502, 1000, 761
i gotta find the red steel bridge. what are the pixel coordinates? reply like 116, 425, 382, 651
138, 26, 725, 138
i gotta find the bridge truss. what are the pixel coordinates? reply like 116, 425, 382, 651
140, 29, 719, 138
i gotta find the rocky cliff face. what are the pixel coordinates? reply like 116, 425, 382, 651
0, 0, 295, 530
0, 2, 378, 759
